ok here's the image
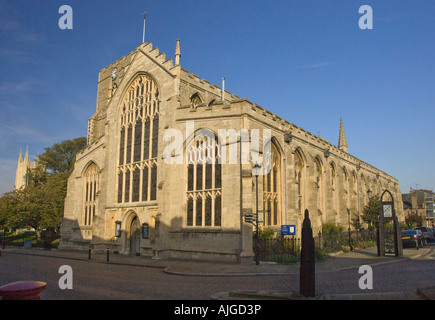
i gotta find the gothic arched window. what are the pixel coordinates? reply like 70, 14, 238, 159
314, 157, 323, 213
117, 74, 159, 203
186, 130, 222, 227
294, 149, 305, 212
190, 92, 203, 108
263, 142, 281, 226
83, 163, 99, 226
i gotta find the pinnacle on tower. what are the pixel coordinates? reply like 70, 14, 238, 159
24, 146, 30, 165
338, 117, 348, 153
175, 39, 181, 65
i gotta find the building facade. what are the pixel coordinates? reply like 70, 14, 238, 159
59, 40, 403, 262
402, 188, 435, 227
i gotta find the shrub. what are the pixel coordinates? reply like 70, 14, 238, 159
322, 222, 344, 234
258, 227, 275, 241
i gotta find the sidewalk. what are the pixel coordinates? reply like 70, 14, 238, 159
1, 245, 428, 275
1, 245, 433, 300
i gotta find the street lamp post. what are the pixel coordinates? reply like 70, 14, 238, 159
347, 208, 352, 250
367, 189, 373, 230
253, 163, 261, 266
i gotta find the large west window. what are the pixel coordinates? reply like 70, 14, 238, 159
118, 74, 159, 203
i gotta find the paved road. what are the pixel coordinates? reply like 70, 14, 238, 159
0, 244, 434, 300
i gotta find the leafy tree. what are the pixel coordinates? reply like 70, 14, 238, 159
258, 227, 275, 240
12, 170, 69, 242
37, 137, 86, 174
0, 191, 18, 232
322, 221, 344, 234
25, 165, 47, 187
361, 195, 381, 229
4, 137, 85, 241
405, 211, 423, 228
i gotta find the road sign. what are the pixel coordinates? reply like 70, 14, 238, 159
244, 214, 256, 224
281, 225, 296, 236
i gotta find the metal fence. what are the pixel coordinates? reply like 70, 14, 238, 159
256, 236, 301, 264
316, 229, 377, 253
256, 229, 381, 263
1, 230, 59, 250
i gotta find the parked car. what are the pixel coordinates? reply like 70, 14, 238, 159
402, 230, 425, 249
413, 226, 433, 243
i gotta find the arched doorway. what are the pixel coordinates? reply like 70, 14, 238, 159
130, 216, 141, 255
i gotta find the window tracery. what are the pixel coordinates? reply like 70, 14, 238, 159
117, 75, 159, 203
263, 142, 281, 226
186, 131, 222, 227
83, 163, 99, 226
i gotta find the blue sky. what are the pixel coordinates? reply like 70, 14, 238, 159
0, 0, 434, 195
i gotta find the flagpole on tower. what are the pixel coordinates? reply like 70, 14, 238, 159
142, 11, 148, 43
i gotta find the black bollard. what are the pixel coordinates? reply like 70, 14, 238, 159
106, 248, 109, 262
88, 248, 91, 260
300, 209, 315, 297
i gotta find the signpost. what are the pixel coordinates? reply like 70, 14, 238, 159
244, 209, 268, 265
378, 189, 403, 257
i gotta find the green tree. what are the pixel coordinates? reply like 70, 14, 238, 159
322, 221, 344, 234
37, 137, 86, 174
0, 191, 18, 232
7, 137, 85, 241
405, 211, 423, 228
12, 171, 69, 242
361, 195, 381, 230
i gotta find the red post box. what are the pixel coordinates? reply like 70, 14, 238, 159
0, 281, 47, 300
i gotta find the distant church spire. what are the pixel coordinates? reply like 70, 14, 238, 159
18, 147, 23, 163
15, 146, 38, 190
338, 117, 348, 153
24, 146, 29, 164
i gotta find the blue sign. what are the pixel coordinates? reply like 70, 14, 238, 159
281, 225, 296, 236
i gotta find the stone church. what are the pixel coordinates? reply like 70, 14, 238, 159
15, 147, 38, 190
59, 39, 403, 262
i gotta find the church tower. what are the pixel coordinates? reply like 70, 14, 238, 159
338, 117, 348, 153
15, 146, 37, 189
